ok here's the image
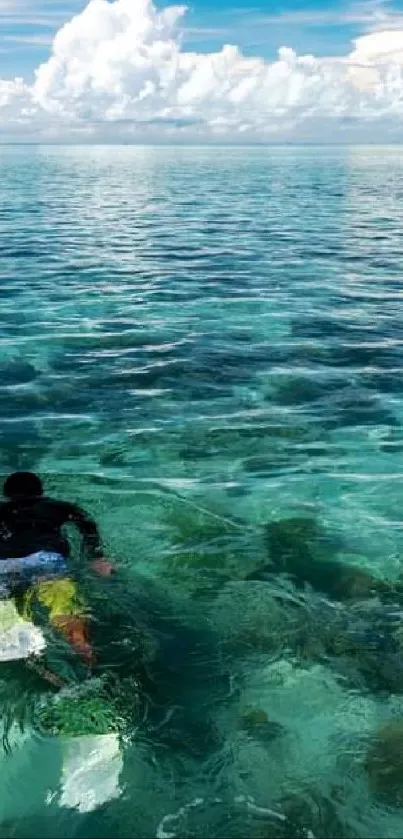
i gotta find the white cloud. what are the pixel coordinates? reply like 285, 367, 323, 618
0, 77, 27, 108
3, 0, 403, 140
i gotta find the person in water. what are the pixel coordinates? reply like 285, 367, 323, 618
0, 471, 114, 666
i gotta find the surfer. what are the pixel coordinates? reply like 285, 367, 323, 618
0, 471, 114, 665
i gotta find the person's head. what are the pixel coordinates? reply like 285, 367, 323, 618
3, 471, 43, 500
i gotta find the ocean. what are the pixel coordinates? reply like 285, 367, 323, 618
1, 144, 403, 837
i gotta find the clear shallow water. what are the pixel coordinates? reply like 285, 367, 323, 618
2, 145, 403, 837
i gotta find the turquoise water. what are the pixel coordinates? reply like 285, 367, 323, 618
2, 145, 403, 836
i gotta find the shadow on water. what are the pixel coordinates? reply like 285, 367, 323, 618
0, 421, 47, 473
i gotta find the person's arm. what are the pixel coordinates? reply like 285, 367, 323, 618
63, 502, 115, 576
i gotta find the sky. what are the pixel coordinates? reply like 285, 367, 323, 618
2, 0, 403, 141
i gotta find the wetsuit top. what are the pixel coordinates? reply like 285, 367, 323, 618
0, 496, 102, 560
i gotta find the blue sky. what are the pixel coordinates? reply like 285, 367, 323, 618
2, 0, 402, 80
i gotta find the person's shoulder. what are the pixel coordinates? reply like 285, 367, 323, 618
42, 497, 91, 524
42, 497, 79, 516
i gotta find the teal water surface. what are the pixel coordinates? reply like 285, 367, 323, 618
2, 145, 403, 838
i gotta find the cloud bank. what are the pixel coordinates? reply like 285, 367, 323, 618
3, 0, 403, 141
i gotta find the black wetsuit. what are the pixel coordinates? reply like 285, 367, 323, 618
0, 496, 102, 560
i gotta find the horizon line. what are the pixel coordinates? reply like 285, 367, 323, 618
1, 141, 403, 147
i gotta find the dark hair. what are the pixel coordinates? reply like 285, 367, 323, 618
3, 472, 43, 499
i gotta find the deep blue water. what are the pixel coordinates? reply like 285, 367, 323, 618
1, 145, 403, 838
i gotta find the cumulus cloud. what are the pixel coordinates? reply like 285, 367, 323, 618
3, 0, 403, 140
